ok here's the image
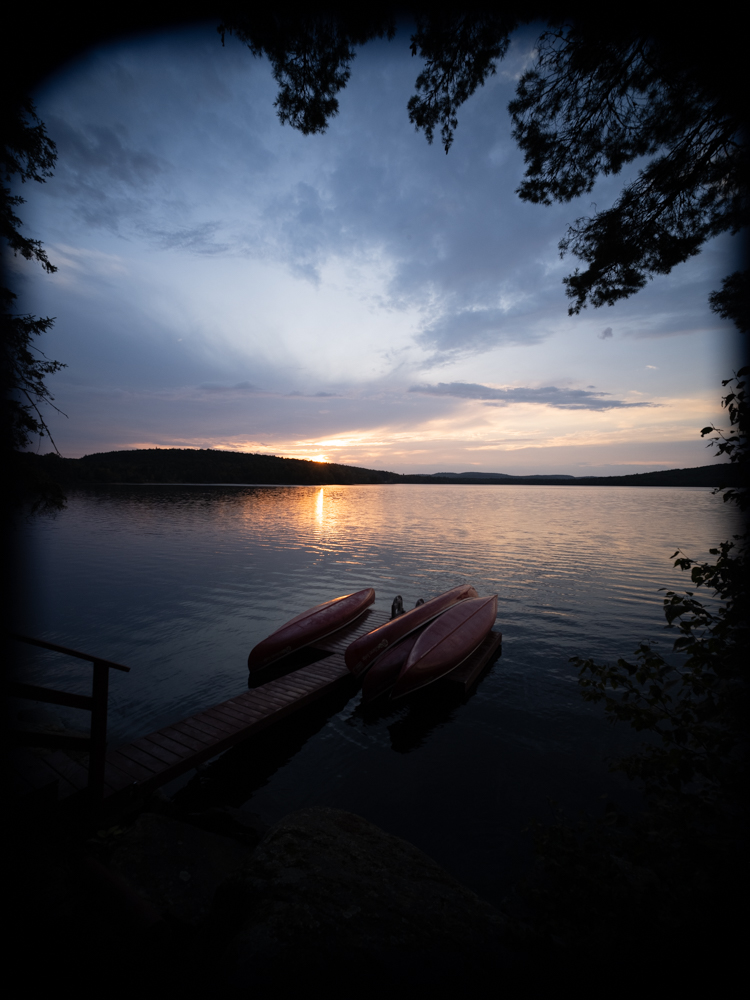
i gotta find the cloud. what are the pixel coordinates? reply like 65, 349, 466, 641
152, 222, 232, 254
32, 28, 573, 316
598, 327, 613, 339
416, 307, 546, 355
409, 382, 660, 411
196, 381, 262, 393
47, 116, 164, 186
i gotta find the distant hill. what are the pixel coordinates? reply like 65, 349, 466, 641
19, 449, 402, 486
17, 449, 742, 489
433, 471, 576, 480
405, 466, 742, 487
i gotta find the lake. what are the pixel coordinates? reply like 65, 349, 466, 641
11, 484, 739, 905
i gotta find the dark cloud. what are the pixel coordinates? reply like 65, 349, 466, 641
33, 28, 582, 319
416, 307, 546, 354
152, 222, 231, 254
598, 327, 613, 339
33, 115, 169, 231
409, 382, 659, 411
47, 116, 164, 185
31, 25, 725, 364
197, 381, 262, 393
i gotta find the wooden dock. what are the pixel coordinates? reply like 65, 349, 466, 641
7, 609, 501, 814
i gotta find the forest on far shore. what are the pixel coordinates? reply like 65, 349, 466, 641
17, 448, 741, 489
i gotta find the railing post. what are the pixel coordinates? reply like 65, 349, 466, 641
89, 660, 109, 803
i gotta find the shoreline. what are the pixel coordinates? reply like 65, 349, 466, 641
16, 449, 743, 492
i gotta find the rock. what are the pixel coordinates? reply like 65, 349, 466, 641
210, 807, 510, 989
179, 805, 269, 847
107, 812, 252, 926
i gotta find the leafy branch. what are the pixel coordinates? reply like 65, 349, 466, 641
2, 99, 65, 460
407, 11, 516, 153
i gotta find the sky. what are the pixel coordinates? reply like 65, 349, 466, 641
10, 19, 743, 475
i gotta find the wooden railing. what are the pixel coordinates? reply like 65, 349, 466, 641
5, 634, 130, 803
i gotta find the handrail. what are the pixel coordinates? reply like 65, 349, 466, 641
9, 633, 130, 672
6, 634, 131, 804
4, 680, 93, 711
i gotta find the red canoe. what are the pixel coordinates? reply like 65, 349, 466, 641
391, 595, 498, 699
344, 584, 478, 677
360, 628, 425, 704
247, 588, 375, 673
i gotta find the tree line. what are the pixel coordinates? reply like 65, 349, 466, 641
19, 448, 743, 488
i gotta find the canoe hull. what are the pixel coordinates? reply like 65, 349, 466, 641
391, 595, 498, 699
248, 588, 376, 672
360, 628, 425, 704
344, 584, 478, 677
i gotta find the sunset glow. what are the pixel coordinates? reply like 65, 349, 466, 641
16, 23, 740, 476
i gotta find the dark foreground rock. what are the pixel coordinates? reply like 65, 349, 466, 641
107, 811, 254, 926
210, 806, 511, 990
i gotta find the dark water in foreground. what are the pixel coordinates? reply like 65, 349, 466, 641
13, 484, 738, 904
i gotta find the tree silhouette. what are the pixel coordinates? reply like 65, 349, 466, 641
1, 98, 67, 510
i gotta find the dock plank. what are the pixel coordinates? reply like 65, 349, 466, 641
192, 709, 240, 735
105, 751, 154, 785
99, 654, 354, 801
141, 731, 195, 760
178, 716, 227, 740
216, 699, 265, 723
116, 742, 169, 775
269, 677, 315, 700
293, 663, 337, 682
129, 736, 185, 768
236, 690, 291, 714
222, 698, 266, 721
314, 610, 388, 653
200, 706, 250, 731
160, 725, 211, 753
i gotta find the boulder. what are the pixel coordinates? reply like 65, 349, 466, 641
107, 812, 252, 926
210, 807, 510, 989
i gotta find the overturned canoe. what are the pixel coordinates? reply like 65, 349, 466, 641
344, 584, 478, 678
391, 595, 498, 699
248, 588, 375, 673
360, 627, 426, 704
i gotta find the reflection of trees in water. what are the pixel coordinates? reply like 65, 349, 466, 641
66, 484, 306, 516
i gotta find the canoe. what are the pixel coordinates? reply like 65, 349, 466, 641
247, 588, 375, 673
391, 595, 498, 699
360, 627, 426, 704
344, 584, 478, 678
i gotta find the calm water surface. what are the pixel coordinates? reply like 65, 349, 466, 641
13, 485, 738, 904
